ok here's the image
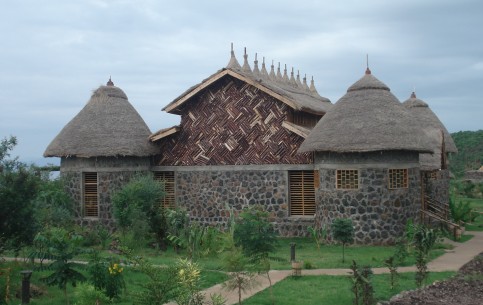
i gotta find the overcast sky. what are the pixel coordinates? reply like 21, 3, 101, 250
1, 0, 482, 165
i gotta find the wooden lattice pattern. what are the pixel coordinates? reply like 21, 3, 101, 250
157, 77, 313, 166
153, 171, 176, 209
289, 171, 316, 216
388, 169, 408, 189
83, 172, 98, 217
336, 169, 359, 189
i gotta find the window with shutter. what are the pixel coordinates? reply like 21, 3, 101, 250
289, 171, 316, 216
154, 171, 176, 209
83, 172, 98, 217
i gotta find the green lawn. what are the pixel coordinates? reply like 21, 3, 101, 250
458, 197, 483, 231
243, 272, 456, 305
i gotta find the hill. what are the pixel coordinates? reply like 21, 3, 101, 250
449, 130, 483, 177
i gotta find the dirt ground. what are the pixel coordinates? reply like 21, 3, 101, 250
383, 252, 483, 305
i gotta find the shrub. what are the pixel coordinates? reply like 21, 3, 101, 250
233, 206, 277, 261
412, 225, 438, 287
331, 218, 354, 263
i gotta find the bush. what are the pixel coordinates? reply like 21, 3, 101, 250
112, 174, 167, 249
233, 206, 277, 261
331, 218, 354, 263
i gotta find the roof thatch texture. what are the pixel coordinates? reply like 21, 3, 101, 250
402, 94, 457, 153
44, 85, 158, 158
403, 93, 457, 170
299, 71, 437, 154
163, 49, 331, 115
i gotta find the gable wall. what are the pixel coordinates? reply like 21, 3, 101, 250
157, 76, 312, 166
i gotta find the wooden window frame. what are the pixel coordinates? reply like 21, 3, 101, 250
289, 170, 316, 217
388, 168, 408, 189
154, 171, 176, 209
336, 169, 359, 189
83, 172, 99, 218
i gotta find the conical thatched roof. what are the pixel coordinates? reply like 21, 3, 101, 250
44, 82, 158, 158
402, 92, 457, 170
299, 70, 436, 153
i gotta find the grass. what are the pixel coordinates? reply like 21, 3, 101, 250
243, 271, 456, 305
0, 260, 227, 305
464, 197, 483, 231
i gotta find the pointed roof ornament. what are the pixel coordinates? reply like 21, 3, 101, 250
241, 47, 252, 74
309, 76, 317, 92
276, 62, 283, 81
269, 60, 276, 81
365, 54, 371, 75
303, 74, 310, 91
282, 64, 290, 83
252, 53, 261, 78
296, 70, 304, 89
226, 42, 242, 71
260, 57, 269, 79
411, 91, 417, 99
106, 76, 114, 86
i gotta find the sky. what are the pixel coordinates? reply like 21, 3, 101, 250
1, 0, 482, 166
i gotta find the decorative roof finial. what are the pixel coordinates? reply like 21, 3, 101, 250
261, 56, 269, 79
276, 62, 282, 81
269, 60, 276, 80
365, 54, 371, 74
226, 42, 242, 71
296, 70, 304, 89
411, 91, 417, 98
282, 64, 289, 83
107, 76, 114, 86
303, 74, 310, 91
289, 67, 297, 87
252, 52, 261, 78
241, 47, 252, 74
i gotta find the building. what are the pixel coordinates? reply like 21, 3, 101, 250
44, 47, 457, 243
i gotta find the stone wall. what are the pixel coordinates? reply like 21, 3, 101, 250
314, 151, 421, 245
161, 166, 315, 237
423, 169, 450, 205
61, 156, 152, 230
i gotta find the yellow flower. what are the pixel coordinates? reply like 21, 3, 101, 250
113, 263, 118, 269
119, 268, 123, 273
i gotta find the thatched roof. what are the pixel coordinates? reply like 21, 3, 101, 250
402, 92, 458, 171
299, 69, 437, 154
163, 46, 332, 115
44, 82, 158, 158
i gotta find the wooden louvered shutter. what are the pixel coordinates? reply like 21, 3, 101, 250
154, 171, 176, 209
289, 171, 316, 216
83, 172, 98, 217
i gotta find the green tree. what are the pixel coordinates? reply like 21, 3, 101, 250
331, 218, 354, 263
33, 227, 87, 305
112, 174, 167, 249
233, 206, 278, 260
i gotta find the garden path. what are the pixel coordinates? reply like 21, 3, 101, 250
165, 231, 483, 305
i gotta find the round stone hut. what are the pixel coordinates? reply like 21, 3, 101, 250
299, 68, 436, 245
44, 79, 158, 229
403, 92, 458, 206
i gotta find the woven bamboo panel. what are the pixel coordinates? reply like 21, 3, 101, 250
83, 172, 98, 217
157, 77, 313, 166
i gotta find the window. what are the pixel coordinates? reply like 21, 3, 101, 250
289, 171, 316, 216
336, 169, 359, 189
83, 172, 98, 217
154, 171, 176, 209
388, 169, 408, 189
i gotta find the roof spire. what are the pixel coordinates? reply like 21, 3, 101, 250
282, 64, 289, 83
252, 52, 261, 78
261, 57, 269, 79
303, 74, 310, 91
296, 70, 304, 89
365, 54, 371, 74
226, 42, 242, 71
106, 76, 114, 86
269, 60, 276, 81
276, 62, 282, 81
411, 91, 417, 98
241, 47, 252, 74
